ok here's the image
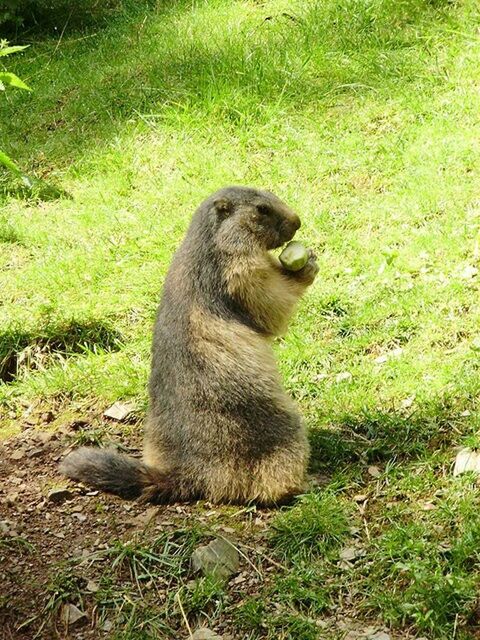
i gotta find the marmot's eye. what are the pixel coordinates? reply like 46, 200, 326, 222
257, 204, 272, 216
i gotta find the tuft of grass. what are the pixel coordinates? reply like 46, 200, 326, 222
366, 519, 479, 636
270, 491, 350, 561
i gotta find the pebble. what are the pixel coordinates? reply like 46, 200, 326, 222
191, 537, 240, 581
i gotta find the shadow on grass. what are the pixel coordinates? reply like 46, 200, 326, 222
0, 0, 459, 173
0, 319, 123, 383
308, 392, 478, 471
3, 0, 155, 38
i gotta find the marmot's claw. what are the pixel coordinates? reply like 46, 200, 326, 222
295, 251, 318, 283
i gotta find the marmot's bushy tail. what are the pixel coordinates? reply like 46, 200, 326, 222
60, 447, 177, 502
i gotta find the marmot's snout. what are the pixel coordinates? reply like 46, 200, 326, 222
279, 213, 301, 244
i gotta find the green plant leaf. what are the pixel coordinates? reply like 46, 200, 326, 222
0, 149, 21, 174
0, 72, 31, 91
0, 45, 29, 57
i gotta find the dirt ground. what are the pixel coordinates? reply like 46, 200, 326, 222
0, 407, 407, 640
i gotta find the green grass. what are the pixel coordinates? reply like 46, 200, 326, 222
2, 0, 480, 637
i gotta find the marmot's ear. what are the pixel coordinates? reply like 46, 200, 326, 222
213, 197, 233, 218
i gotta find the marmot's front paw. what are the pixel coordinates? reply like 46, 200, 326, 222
295, 249, 318, 284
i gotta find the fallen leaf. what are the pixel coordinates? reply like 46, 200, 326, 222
453, 448, 480, 476
401, 395, 415, 409
339, 547, 358, 561
60, 603, 87, 627
460, 264, 478, 280
353, 494, 367, 502
103, 401, 135, 422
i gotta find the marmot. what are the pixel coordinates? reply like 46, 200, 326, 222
61, 186, 318, 505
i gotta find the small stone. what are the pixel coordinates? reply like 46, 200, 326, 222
72, 513, 87, 522
367, 632, 391, 640
103, 402, 135, 422
102, 620, 113, 632
10, 449, 25, 461
191, 629, 223, 640
191, 537, 240, 581
335, 371, 353, 383
60, 603, 87, 627
130, 506, 159, 527
220, 526, 235, 534
368, 466, 381, 478
70, 504, 83, 512
0, 519, 18, 536
26, 447, 43, 458
48, 488, 73, 503
36, 430, 54, 444
86, 580, 99, 593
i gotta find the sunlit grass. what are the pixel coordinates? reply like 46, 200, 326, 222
1, 0, 480, 636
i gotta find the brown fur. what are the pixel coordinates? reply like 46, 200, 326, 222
61, 186, 318, 505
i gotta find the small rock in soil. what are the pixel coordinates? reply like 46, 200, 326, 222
86, 580, 99, 593
128, 506, 159, 527
5, 492, 20, 505
61, 603, 87, 627
72, 513, 87, 522
191, 628, 223, 640
191, 537, 240, 581
47, 488, 73, 503
10, 449, 26, 461
26, 447, 44, 458
0, 519, 18, 536
367, 632, 391, 640
35, 430, 55, 444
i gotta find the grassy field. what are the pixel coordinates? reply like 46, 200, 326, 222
1, 0, 480, 637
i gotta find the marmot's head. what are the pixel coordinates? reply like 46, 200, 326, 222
205, 186, 301, 252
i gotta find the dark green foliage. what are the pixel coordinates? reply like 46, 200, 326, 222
0, 0, 148, 33
0, 320, 123, 383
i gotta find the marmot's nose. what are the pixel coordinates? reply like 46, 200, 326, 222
291, 214, 301, 231
285, 214, 301, 236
